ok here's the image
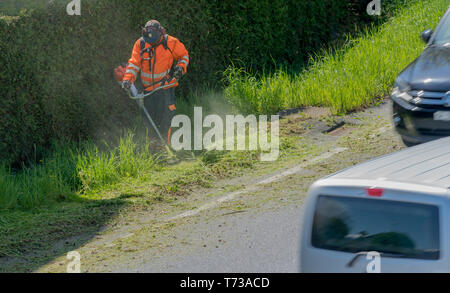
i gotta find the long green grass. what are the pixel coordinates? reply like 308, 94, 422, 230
0, 146, 77, 211
76, 133, 158, 192
0, 132, 157, 211
224, 0, 450, 114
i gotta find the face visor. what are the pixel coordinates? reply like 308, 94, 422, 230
143, 25, 162, 45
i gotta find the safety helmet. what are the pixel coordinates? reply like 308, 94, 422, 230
142, 20, 165, 45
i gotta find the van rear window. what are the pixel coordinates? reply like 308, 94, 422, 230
311, 196, 440, 260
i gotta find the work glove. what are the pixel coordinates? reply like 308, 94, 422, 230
122, 80, 131, 90
173, 66, 184, 81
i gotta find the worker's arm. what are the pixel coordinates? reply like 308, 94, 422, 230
124, 40, 142, 83
170, 37, 189, 74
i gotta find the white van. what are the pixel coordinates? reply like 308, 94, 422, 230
300, 137, 450, 273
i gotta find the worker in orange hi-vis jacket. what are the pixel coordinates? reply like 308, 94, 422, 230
122, 19, 189, 145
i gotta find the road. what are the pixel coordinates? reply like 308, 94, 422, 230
120, 204, 303, 273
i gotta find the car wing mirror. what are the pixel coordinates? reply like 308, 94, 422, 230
421, 29, 433, 43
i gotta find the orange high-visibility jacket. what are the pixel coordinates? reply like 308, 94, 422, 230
123, 35, 189, 91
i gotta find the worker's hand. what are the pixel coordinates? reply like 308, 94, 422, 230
122, 80, 131, 90
173, 66, 184, 81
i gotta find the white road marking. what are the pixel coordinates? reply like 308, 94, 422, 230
169, 147, 348, 220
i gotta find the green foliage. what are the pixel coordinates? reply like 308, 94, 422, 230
0, 0, 369, 165
0, 0, 61, 15
223, 66, 292, 115
0, 1, 138, 166
0, 133, 156, 211
76, 132, 157, 192
0, 142, 79, 211
224, 0, 449, 114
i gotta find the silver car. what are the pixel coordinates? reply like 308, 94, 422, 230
300, 137, 450, 273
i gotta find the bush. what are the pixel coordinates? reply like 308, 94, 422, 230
0, 0, 375, 165
0, 1, 138, 165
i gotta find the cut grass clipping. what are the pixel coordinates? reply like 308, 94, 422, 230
224, 0, 449, 115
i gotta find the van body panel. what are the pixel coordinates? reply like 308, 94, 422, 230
300, 137, 450, 273
328, 137, 450, 189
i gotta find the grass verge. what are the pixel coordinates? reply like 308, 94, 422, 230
0, 133, 158, 211
223, 0, 449, 114
0, 119, 301, 267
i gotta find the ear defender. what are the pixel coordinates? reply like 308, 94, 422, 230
160, 26, 166, 35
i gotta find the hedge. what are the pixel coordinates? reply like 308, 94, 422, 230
0, 0, 381, 165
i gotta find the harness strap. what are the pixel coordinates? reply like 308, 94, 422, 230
139, 35, 175, 85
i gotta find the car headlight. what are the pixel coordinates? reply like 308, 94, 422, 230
393, 77, 412, 102
394, 77, 411, 93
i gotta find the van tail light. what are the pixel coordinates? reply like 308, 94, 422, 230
366, 188, 384, 197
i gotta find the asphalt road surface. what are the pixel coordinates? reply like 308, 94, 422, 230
118, 204, 303, 273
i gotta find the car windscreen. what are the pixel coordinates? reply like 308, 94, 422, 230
311, 195, 440, 260
433, 12, 450, 45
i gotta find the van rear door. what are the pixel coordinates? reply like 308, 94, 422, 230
302, 194, 446, 273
